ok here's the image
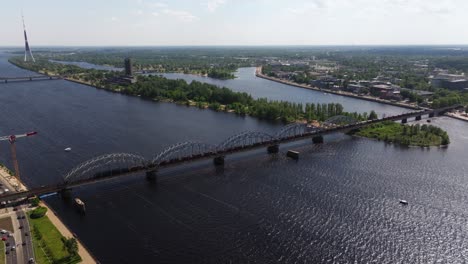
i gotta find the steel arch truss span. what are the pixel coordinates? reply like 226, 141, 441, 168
152, 141, 216, 166
276, 123, 320, 139
63, 153, 147, 184
324, 115, 358, 126
218, 131, 276, 152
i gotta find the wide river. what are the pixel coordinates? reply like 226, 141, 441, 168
2, 52, 468, 263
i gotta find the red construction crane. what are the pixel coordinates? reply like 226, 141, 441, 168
0, 131, 37, 181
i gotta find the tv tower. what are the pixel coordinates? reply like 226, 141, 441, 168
22, 12, 35, 62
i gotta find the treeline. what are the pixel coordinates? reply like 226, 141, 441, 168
115, 75, 367, 123
432, 89, 464, 108
206, 69, 236, 79
11, 56, 374, 123
352, 121, 450, 147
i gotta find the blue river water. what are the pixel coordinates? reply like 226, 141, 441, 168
159, 68, 407, 118
1, 51, 468, 263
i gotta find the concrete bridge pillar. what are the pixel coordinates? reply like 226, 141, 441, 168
429, 112, 435, 118
415, 115, 422, 121
146, 170, 158, 182
267, 144, 279, 154
213, 156, 225, 166
312, 135, 324, 144
401, 118, 407, 124
59, 188, 73, 200
29, 77, 32, 81
4, 80, 7, 83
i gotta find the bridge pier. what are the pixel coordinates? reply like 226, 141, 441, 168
213, 156, 225, 166
59, 188, 73, 200
312, 135, 324, 144
146, 171, 158, 182
429, 112, 435, 118
29, 77, 32, 81
4, 80, 7, 83
267, 144, 279, 154
401, 118, 407, 124
415, 115, 422, 121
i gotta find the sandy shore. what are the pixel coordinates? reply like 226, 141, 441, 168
41, 203, 97, 264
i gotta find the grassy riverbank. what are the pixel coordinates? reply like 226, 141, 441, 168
29, 211, 81, 264
350, 121, 450, 147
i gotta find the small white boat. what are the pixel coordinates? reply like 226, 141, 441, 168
64, 147, 72, 152
399, 199, 408, 205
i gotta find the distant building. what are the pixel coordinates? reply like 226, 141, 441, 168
400, 88, 434, 98
431, 73, 468, 90
124, 58, 133, 76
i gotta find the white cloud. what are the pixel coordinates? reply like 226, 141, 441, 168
163, 9, 198, 22
152, 12, 159, 17
149, 2, 168, 8
111, 16, 118, 21
286, 0, 327, 15
203, 0, 227, 12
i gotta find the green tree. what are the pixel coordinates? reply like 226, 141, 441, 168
62, 237, 79, 256
31, 197, 40, 207
368, 110, 378, 120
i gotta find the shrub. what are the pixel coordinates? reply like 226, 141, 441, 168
30, 206, 48, 219
31, 197, 40, 207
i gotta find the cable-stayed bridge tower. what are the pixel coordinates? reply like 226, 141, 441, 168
22, 14, 35, 62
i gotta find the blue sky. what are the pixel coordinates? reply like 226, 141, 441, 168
1, 0, 467, 46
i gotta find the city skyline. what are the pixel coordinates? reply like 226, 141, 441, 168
1, 0, 468, 46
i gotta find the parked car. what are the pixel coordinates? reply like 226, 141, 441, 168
0, 230, 7, 234
11, 246, 15, 251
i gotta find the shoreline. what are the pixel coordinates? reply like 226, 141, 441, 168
255, 66, 420, 110
41, 202, 98, 264
0, 163, 97, 263
10, 59, 467, 125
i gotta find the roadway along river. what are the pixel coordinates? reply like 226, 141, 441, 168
2, 51, 468, 263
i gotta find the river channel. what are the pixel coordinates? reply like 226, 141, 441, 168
2, 52, 468, 263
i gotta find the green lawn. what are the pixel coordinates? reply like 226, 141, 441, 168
28, 212, 81, 264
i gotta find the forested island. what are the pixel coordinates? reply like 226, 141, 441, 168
349, 121, 450, 147
9, 57, 370, 123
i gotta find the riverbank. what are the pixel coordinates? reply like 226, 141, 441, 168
40, 203, 97, 264
0, 164, 97, 263
445, 111, 468, 122
255, 67, 420, 110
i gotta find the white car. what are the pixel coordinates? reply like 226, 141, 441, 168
4, 189, 9, 193
0, 230, 6, 234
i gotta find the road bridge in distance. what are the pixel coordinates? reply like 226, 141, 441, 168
0, 75, 62, 83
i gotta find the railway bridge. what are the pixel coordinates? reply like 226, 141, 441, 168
0, 105, 462, 203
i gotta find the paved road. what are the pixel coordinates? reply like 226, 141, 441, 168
4, 231, 17, 264
16, 207, 34, 263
